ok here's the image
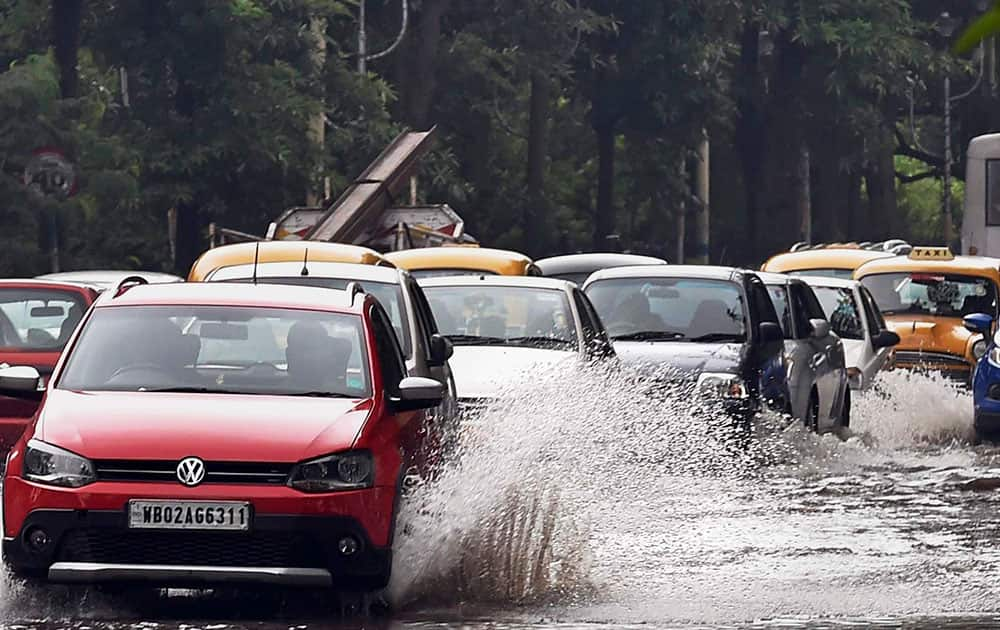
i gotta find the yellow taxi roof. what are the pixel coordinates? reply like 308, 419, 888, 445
188, 241, 393, 282
384, 247, 537, 276
854, 254, 1000, 280
761, 248, 895, 273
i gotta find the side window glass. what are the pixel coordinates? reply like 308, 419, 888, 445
571, 290, 598, 339
749, 280, 779, 326
859, 288, 884, 333
803, 286, 828, 322
789, 284, 815, 336
411, 281, 440, 336
371, 304, 405, 392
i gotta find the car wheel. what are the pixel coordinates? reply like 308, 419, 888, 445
806, 390, 819, 432
838, 387, 851, 429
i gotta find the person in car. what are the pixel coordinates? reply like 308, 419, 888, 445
608, 292, 666, 333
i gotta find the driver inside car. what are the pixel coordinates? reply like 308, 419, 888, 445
609, 292, 666, 332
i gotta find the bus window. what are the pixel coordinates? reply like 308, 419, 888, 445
988, 159, 1000, 226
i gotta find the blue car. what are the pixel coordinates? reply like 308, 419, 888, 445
966, 313, 1000, 440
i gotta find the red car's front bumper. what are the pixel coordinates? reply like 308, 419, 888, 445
2, 477, 399, 589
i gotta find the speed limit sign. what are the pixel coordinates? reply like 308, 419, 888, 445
23, 148, 77, 199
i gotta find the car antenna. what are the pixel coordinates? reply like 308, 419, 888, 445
300, 247, 310, 277
252, 241, 260, 285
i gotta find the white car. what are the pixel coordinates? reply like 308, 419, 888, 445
800, 276, 900, 390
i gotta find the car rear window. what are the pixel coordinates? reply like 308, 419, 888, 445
58, 305, 371, 398
0, 288, 87, 351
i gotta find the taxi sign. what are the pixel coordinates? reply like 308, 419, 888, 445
908, 247, 954, 261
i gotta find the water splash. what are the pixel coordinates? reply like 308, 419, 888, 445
852, 371, 974, 449
389, 363, 758, 607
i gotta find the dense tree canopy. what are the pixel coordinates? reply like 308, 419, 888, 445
0, 0, 996, 275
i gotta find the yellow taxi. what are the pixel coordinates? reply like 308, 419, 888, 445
854, 247, 1000, 382
384, 247, 541, 279
762, 245, 895, 279
187, 241, 393, 282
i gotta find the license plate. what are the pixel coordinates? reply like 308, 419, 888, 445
128, 500, 251, 531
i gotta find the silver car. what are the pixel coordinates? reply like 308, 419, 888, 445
203, 261, 458, 417
758, 271, 851, 431
416, 275, 615, 407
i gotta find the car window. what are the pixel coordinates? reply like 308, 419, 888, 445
861, 273, 998, 318
812, 286, 864, 340
423, 285, 577, 350
586, 277, 746, 342
58, 305, 370, 398
859, 287, 887, 333
222, 276, 411, 358
571, 289, 597, 340
411, 269, 498, 279
748, 279, 779, 327
789, 283, 819, 336
370, 303, 405, 393
0, 288, 87, 351
407, 277, 440, 350
787, 269, 855, 280
766, 285, 794, 338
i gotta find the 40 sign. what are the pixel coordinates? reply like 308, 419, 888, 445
23, 148, 77, 199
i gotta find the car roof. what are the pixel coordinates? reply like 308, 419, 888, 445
585, 264, 743, 284
418, 274, 575, 292
755, 270, 806, 285
206, 261, 403, 284
36, 271, 183, 288
761, 249, 894, 273
854, 254, 1000, 279
187, 241, 394, 282
95, 281, 365, 313
796, 276, 859, 290
534, 253, 667, 275
384, 247, 535, 275
0, 279, 101, 294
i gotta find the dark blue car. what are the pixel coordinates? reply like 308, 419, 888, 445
966, 313, 1000, 440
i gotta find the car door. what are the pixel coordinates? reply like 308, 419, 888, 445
765, 282, 810, 419
858, 285, 892, 382
407, 276, 458, 416
747, 276, 787, 406
792, 282, 843, 426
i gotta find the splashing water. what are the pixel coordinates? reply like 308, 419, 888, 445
389, 363, 763, 607
852, 371, 974, 449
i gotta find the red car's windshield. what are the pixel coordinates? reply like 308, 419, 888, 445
58, 305, 371, 398
0, 288, 87, 352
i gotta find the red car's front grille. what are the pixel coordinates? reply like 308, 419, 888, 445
93, 460, 292, 485
57, 529, 326, 568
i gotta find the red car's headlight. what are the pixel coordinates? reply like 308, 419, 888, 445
288, 451, 374, 493
23, 439, 96, 488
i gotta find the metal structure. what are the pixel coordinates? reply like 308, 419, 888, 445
788, 240, 913, 255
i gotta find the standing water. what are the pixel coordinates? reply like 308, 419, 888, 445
2, 367, 999, 629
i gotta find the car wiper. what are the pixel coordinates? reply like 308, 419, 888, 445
610, 331, 686, 342
689, 333, 745, 343
285, 391, 354, 398
445, 334, 508, 346
140, 386, 248, 395
505, 336, 575, 348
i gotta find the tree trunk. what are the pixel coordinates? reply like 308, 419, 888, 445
864, 128, 897, 240
734, 21, 764, 262
52, 0, 83, 98
399, 0, 451, 128
593, 121, 616, 250
525, 71, 552, 256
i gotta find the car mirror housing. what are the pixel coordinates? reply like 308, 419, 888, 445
392, 376, 445, 412
758, 322, 783, 344
872, 329, 901, 349
809, 318, 831, 339
428, 333, 454, 366
0, 365, 43, 400
963, 312, 994, 336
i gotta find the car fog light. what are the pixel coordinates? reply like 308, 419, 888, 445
26, 527, 50, 551
338, 536, 360, 556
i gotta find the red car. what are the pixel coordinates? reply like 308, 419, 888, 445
0, 280, 100, 452
0, 279, 443, 590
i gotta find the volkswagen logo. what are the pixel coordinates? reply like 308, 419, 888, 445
176, 457, 206, 487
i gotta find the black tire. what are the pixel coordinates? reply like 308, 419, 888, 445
838, 387, 851, 429
806, 390, 820, 432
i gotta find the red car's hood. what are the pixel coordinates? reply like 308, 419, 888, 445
38, 390, 372, 462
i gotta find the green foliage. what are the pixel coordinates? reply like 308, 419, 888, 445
955, 2, 1000, 54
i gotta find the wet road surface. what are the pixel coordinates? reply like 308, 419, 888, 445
2, 370, 1000, 629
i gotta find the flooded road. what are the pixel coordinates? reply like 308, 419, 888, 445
3, 369, 1000, 629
